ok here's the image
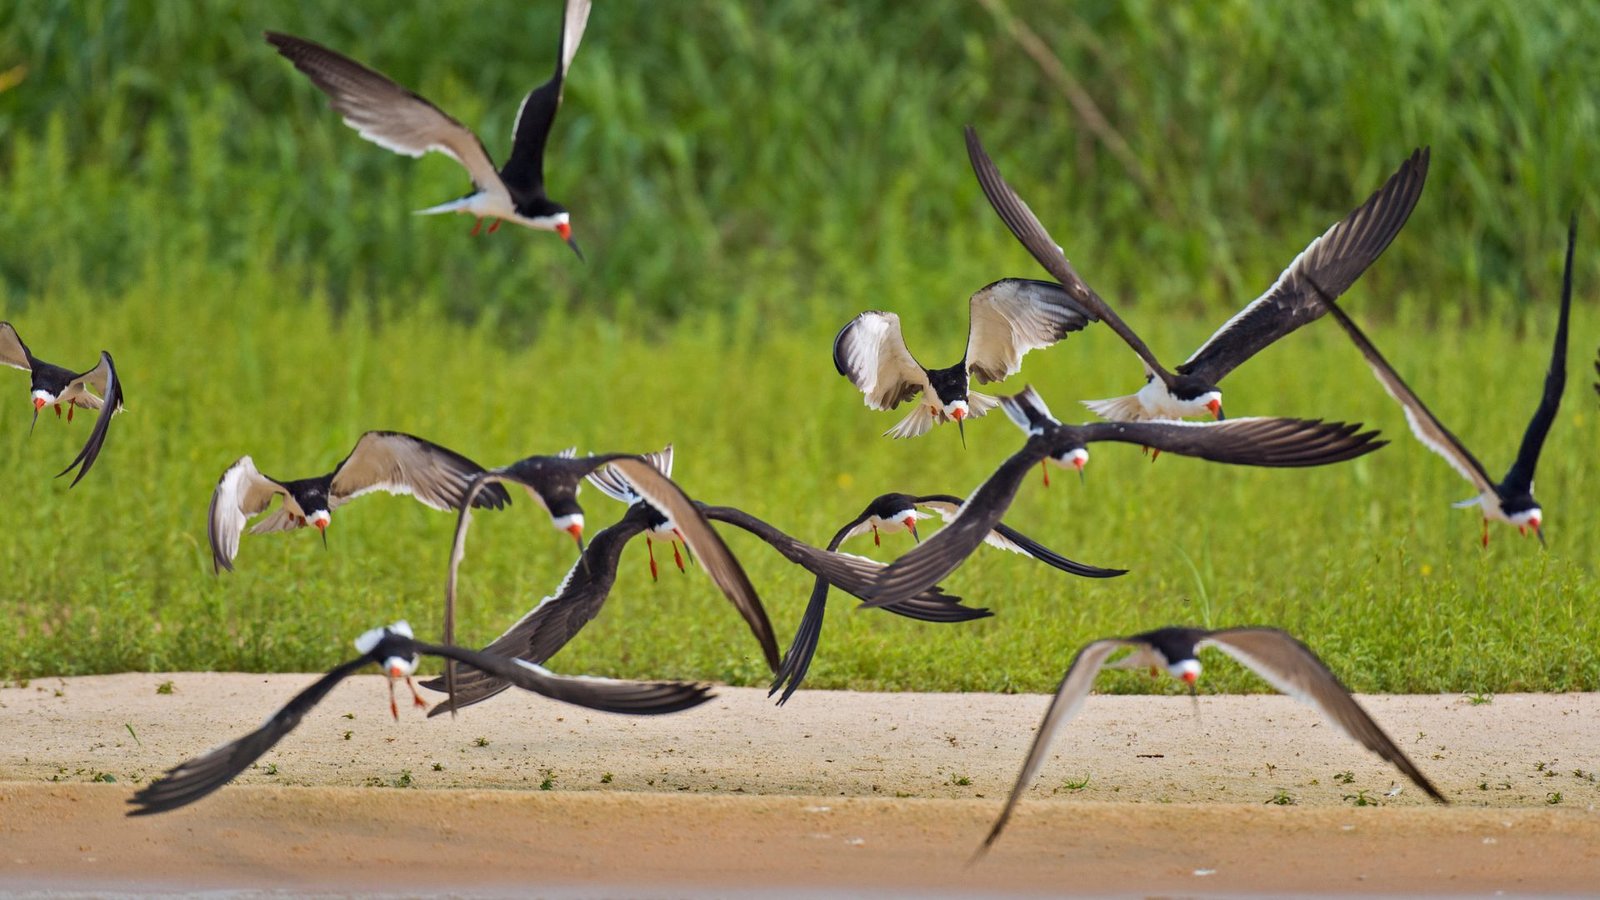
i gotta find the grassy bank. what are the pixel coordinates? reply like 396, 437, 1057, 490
0, 1, 1597, 693
2, 261, 1595, 693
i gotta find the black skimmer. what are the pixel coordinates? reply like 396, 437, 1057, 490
977, 625, 1446, 854
769, 492, 1127, 705
965, 125, 1428, 423
586, 444, 688, 579
207, 431, 511, 573
856, 386, 1385, 609
834, 278, 1097, 440
1, 322, 125, 487
1308, 215, 1576, 547
431, 474, 979, 713
431, 456, 781, 712
456, 447, 638, 561
126, 620, 712, 816
264, 0, 591, 257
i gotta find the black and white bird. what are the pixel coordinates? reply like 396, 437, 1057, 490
1, 322, 125, 487
976, 625, 1446, 854
965, 125, 1429, 422
1309, 215, 1576, 547
207, 431, 511, 572
433, 456, 783, 712
586, 444, 688, 579
769, 491, 1126, 705
855, 386, 1385, 609
833, 279, 1097, 440
432, 466, 980, 712
126, 621, 712, 816
265, 0, 591, 256
458, 447, 642, 560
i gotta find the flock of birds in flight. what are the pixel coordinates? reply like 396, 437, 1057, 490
3, 0, 1588, 853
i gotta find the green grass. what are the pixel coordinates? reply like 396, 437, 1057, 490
0, 1, 1597, 692
1, 260, 1596, 692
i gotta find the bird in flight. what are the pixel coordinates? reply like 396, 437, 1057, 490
1308, 215, 1576, 547
0, 322, 125, 487
207, 431, 510, 572
854, 386, 1385, 610
126, 620, 712, 815
833, 278, 1097, 441
975, 625, 1446, 855
265, 0, 591, 257
965, 124, 1428, 423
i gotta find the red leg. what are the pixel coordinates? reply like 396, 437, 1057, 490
1150, 448, 1161, 462
470, 218, 483, 236
647, 537, 659, 581
1040, 460, 1050, 487
53, 404, 61, 418
387, 679, 399, 720
872, 524, 880, 546
66, 405, 74, 423
406, 676, 427, 710
672, 541, 685, 573
488, 219, 502, 234
1482, 520, 1490, 548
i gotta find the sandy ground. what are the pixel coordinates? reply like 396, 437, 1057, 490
3, 675, 1599, 896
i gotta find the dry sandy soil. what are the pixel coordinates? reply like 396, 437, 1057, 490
3, 675, 1598, 896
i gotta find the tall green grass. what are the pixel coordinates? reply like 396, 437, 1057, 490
0, 2, 1596, 692
1, 256, 1595, 692
1, 1, 1596, 325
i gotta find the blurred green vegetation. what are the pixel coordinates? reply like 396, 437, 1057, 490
0, 1, 1596, 693
2, 0, 1595, 328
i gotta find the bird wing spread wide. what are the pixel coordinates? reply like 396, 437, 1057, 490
1180, 148, 1429, 383
833, 311, 928, 410
265, 32, 508, 203
209, 457, 292, 571
966, 279, 1097, 383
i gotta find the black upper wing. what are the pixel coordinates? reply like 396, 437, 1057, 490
127, 657, 369, 815
1500, 214, 1576, 496
498, 0, 592, 199
425, 501, 650, 715
1179, 148, 1430, 384
857, 442, 1051, 608
56, 351, 123, 488
1311, 278, 1499, 497
913, 493, 1126, 578
610, 458, 781, 672
419, 640, 712, 716
1199, 628, 1445, 803
1077, 417, 1386, 468
965, 124, 1173, 384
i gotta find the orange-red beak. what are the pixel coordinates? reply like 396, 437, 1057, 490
388, 664, 404, 678
950, 407, 966, 422
33, 397, 46, 411
903, 515, 920, 543
1206, 398, 1222, 420
1181, 670, 1198, 685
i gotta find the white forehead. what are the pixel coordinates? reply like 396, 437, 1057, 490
1168, 658, 1202, 679
1509, 507, 1542, 525
1052, 447, 1089, 466
552, 512, 584, 530
382, 654, 418, 677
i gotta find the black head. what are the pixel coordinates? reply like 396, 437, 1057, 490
354, 622, 420, 675
864, 493, 919, 520
1495, 490, 1544, 545
1169, 373, 1224, 419
925, 365, 970, 408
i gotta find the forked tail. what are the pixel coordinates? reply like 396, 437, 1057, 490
1081, 393, 1148, 422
